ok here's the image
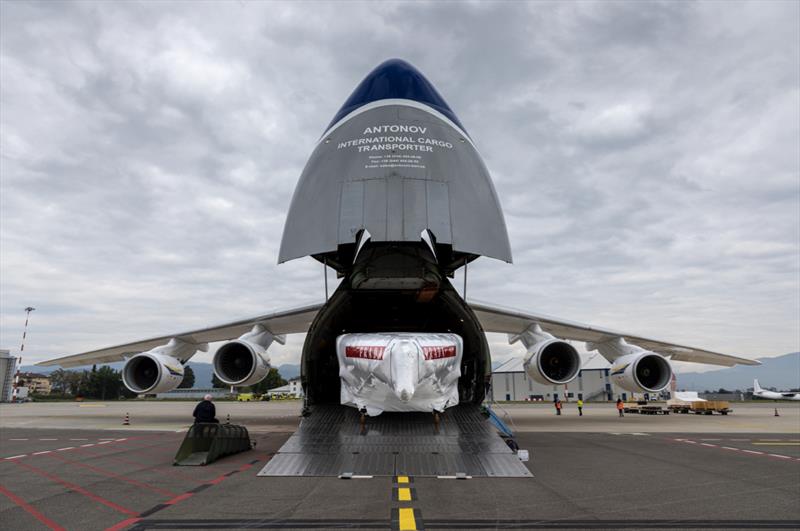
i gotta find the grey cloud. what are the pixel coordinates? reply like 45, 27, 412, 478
1, 0, 797, 371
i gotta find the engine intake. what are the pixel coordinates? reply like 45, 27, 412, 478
531, 340, 581, 384
213, 340, 270, 386
634, 353, 671, 392
122, 352, 184, 394
212, 325, 283, 387
510, 324, 581, 385
121, 338, 205, 394
607, 350, 673, 394
524, 339, 581, 385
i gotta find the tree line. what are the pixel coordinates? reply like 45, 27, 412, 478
40, 364, 286, 399
45, 364, 198, 399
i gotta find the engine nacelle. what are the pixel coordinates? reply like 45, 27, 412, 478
587, 337, 673, 394
213, 325, 285, 386
609, 351, 672, 393
121, 337, 210, 394
510, 324, 581, 385
122, 352, 185, 394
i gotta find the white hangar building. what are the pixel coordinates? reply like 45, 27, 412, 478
490, 354, 636, 402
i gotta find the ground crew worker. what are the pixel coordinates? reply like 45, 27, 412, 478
193, 394, 219, 424
555, 399, 562, 416
616, 398, 624, 418
577, 398, 584, 416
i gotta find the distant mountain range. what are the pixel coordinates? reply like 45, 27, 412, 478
676, 352, 799, 392
20, 353, 797, 392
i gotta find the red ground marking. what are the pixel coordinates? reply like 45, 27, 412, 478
74, 446, 200, 482
0, 484, 66, 531
47, 452, 178, 497
105, 517, 141, 531
13, 460, 138, 516
165, 492, 193, 505
103, 459, 262, 531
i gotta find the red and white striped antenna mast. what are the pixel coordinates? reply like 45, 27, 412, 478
20, 306, 36, 358
13, 306, 35, 401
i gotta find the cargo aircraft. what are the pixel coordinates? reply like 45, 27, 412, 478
39, 59, 759, 416
753, 379, 800, 401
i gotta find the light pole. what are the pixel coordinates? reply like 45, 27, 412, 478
13, 307, 35, 401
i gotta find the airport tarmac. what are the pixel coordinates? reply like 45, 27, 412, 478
1, 401, 799, 530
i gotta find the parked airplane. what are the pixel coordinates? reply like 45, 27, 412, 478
38, 59, 759, 416
753, 379, 800, 400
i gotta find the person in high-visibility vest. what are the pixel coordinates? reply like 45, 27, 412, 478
555, 399, 562, 416
616, 398, 624, 418
577, 399, 584, 416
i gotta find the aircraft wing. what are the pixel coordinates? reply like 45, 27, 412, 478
469, 300, 759, 367
37, 302, 323, 368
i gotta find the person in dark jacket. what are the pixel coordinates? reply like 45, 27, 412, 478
193, 394, 219, 423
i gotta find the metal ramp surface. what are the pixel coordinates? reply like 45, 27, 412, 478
258, 405, 531, 478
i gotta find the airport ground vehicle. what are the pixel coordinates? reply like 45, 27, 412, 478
623, 401, 670, 415
668, 400, 731, 415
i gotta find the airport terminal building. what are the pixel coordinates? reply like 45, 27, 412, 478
490, 355, 631, 402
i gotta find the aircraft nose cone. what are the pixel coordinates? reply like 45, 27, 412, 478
327, 58, 465, 133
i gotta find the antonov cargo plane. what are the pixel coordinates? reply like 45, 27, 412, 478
39, 59, 759, 416
753, 380, 800, 400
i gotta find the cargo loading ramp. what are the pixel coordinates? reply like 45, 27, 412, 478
258, 404, 531, 478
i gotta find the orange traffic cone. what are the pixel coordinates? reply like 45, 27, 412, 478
123, 412, 130, 425
226, 413, 231, 425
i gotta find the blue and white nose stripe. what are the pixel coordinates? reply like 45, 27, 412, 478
326, 58, 466, 135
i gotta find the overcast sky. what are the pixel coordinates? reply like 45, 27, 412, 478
1, 0, 798, 373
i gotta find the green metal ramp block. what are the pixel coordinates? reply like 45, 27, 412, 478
174, 423, 253, 466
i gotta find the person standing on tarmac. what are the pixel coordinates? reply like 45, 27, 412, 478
555, 399, 563, 416
193, 394, 220, 424
616, 398, 625, 418
577, 398, 584, 416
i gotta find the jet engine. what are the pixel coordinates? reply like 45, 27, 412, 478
509, 324, 581, 385
609, 352, 672, 393
213, 325, 285, 386
122, 338, 206, 394
588, 337, 673, 393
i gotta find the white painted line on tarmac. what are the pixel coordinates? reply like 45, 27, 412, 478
684, 440, 697, 444
701, 443, 717, 447
700, 438, 721, 441
32, 451, 52, 455
99, 438, 116, 440
631, 433, 649, 436
742, 450, 763, 455
97, 441, 111, 445
39, 438, 57, 441
80, 443, 95, 448
768, 454, 792, 459
57, 447, 75, 451
5, 455, 27, 460
9, 438, 28, 441
69, 438, 88, 441
114, 438, 128, 442
722, 447, 740, 451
